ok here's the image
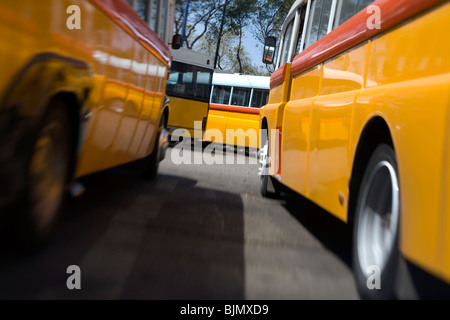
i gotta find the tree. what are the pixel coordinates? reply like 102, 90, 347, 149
174, 0, 223, 49
251, 0, 296, 72
199, 29, 269, 76
175, 0, 295, 75
232, 45, 269, 76
226, 0, 257, 74
199, 28, 237, 71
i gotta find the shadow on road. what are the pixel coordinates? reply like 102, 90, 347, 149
280, 192, 352, 268
280, 192, 450, 299
0, 168, 246, 299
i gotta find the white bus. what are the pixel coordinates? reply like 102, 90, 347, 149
206, 72, 270, 148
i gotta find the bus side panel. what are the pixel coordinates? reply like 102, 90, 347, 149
137, 54, 159, 159
145, 61, 168, 155
354, 76, 450, 283
246, 113, 260, 149
0, 0, 71, 93
103, 26, 134, 169
0, 2, 38, 94
168, 97, 209, 137
46, 0, 79, 59
351, 3, 450, 280
123, 43, 149, 164
262, 63, 291, 177
267, 83, 284, 106
308, 44, 368, 222
205, 109, 229, 144
226, 111, 249, 146
62, 0, 114, 178
0, 0, 108, 180
281, 66, 321, 196
0, 0, 169, 179
445, 120, 450, 282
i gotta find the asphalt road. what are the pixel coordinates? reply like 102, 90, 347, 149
0, 142, 359, 299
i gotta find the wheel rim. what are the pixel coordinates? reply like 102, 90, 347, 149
28, 120, 67, 231
357, 160, 400, 273
258, 138, 269, 179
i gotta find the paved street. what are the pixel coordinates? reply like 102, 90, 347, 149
0, 143, 358, 299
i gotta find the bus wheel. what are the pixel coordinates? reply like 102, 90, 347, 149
22, 106, 71, 243
352, 144, 400, 299
142, 113, 168, 179
258, 135, 279, 198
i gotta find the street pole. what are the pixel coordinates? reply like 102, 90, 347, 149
181, 0, 191, 48
214, 0, 228, 69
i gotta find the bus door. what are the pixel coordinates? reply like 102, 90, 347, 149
278, 1, 315, 196
167, 62, 212, 138
263, 7, 302, 179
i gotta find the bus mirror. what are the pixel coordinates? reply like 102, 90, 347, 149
171, 34, 182, 50
263, 36, 276, 65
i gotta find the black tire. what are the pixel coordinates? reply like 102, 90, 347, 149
259, 132, 280, 198
142, 113, 168, 180
18, 106, 72, 244
202, 140, 212, 149
352, 144, 400, 299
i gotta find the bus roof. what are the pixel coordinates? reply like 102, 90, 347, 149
212, 73, 270, 90
171, 48, 214, 70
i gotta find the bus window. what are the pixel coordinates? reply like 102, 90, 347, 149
251, 89, 269, 109
295, 7, 307, 55
279, 19, 295, 67
212, 85, 232, 105
196, 71, 213, 101
151, 0, 158, 31
334, 0, 374, 29
231, 87, 251, 107
305, 0, 333, 49
166, 61, 212, 103
166, 48, 213, 137
356, 0, 373, 12
334, 0, 358, 28
182, 71, 194, 94
207, 73, 269, 148
167, 71, 179, 86
136, 0, 148, 21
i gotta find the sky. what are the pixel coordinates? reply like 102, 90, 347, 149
243, 30, 266, 70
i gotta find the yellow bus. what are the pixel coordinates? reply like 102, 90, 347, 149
166, 47, 214, 139
0, 0, 176, 241
259, 0, 450, 298
205, 72, 270, 149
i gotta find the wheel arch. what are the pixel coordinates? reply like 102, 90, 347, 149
348, 116, 395, 225
162, 100, 170, 129
260, 117, 269, 144
0, 53, 93, 183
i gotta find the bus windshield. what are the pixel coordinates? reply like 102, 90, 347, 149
167, 61, 213, 103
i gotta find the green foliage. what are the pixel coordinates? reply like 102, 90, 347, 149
176, 0, 296, 76
174, 0, 223, 49
251, 0, 296, 73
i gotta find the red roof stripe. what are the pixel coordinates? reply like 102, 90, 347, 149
89, 0, 171, 66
